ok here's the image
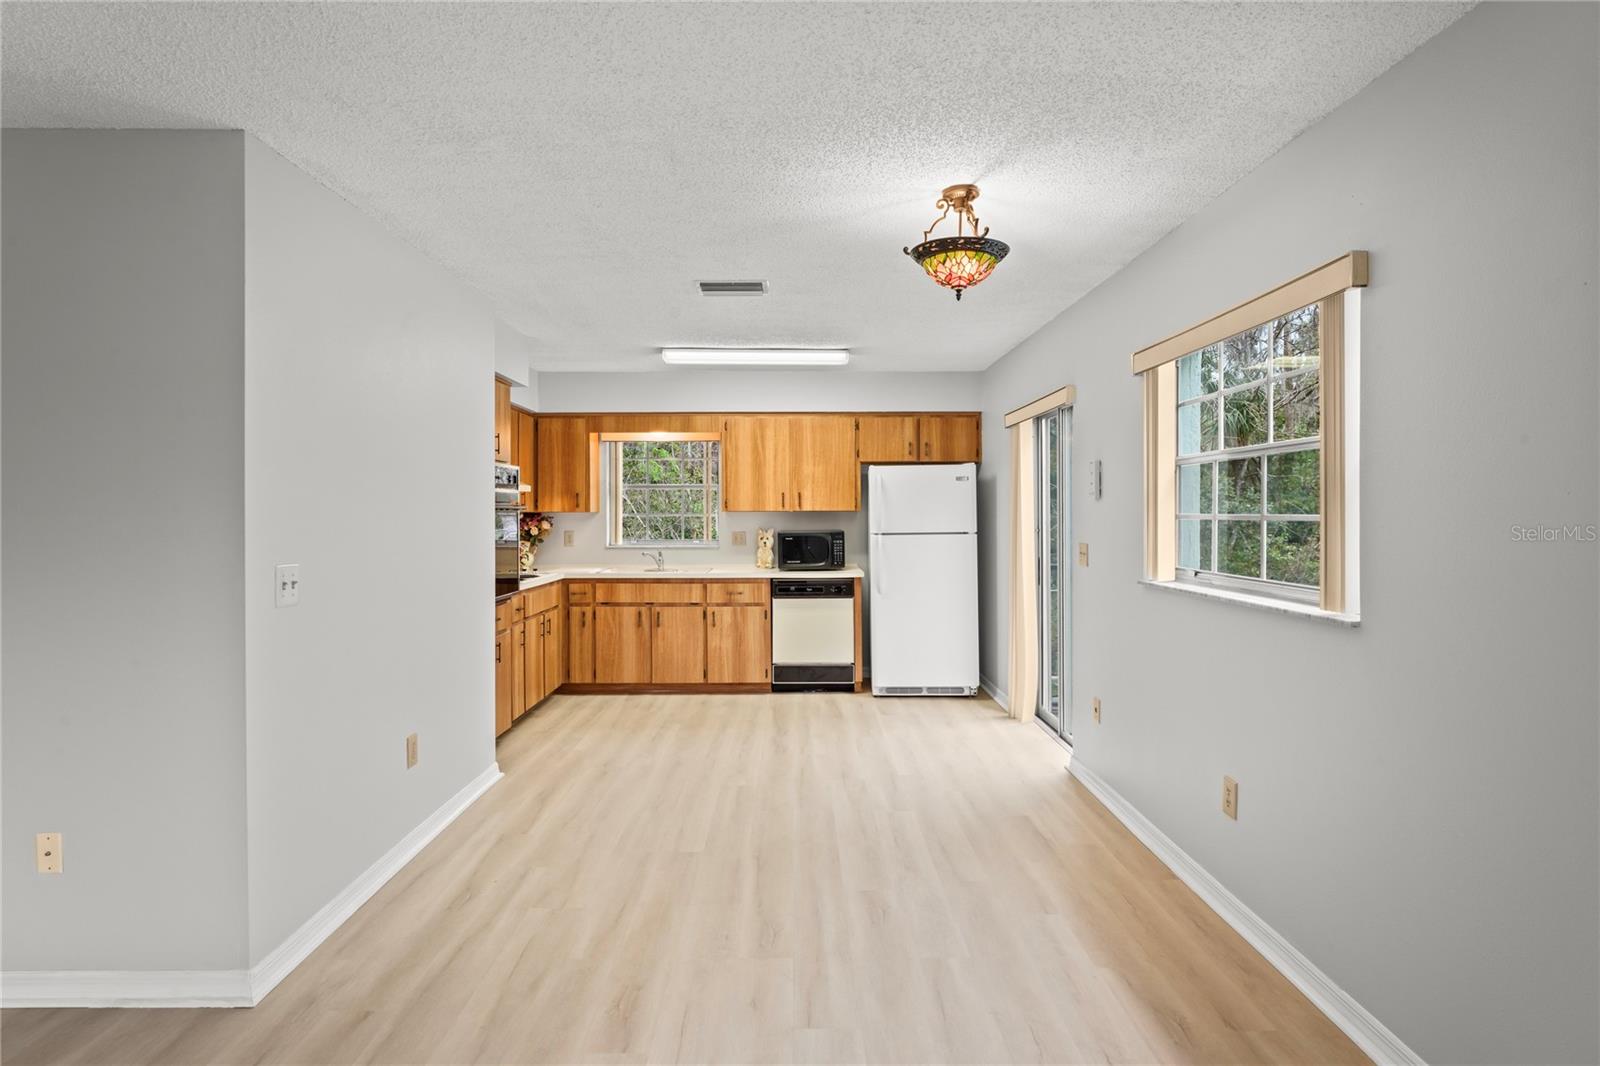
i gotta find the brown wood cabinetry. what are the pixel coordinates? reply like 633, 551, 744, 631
514, 408, 536, 510
721, 415, 788, 511
535, 416, 598, 513
512, 619, 530, 721
707, 605, 770, 684
857, 415, 920, 462
856, 413, 981, 464
568, 605, 594, 683
723, 414, 858, 511
539, 608, 564, 699
494, 379, 513, 463
494, 624, 513, 737
919, 413, 982, 462
651, 606, 706, 683
595, 605, 652, 683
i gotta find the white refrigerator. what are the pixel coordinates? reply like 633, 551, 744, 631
867, 463, 979, 696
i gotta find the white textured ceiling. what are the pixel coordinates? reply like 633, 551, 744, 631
3, 2, 1469, 372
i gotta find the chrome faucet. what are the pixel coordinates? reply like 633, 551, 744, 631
641, 550, 665, 572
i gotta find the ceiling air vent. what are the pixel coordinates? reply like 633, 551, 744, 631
697, 280, 768, 296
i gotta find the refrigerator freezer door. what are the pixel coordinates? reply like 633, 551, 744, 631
868, 463, 978, 535
868, 531, 979, 693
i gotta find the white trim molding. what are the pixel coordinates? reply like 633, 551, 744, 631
1068, 759, 1425, 1066
978, 673, 1010, 711
1, 763, 502, 1010
247, 763, 502, 1003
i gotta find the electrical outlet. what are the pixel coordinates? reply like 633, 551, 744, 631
1077, 542, 1089, 567
1092, 697, 1101, 724
405, 733, 418, 769
36, 832, 62, 874
731, 530, 747, 547
562, 530, 574, 547
274, 563, 301, 608
1222, 776, 1239, 820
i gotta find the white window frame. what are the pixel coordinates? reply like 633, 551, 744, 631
1135, 252, 1365, 619
604, 436, 721, 548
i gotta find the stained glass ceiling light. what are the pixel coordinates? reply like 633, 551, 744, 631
904, 183, 1010, 301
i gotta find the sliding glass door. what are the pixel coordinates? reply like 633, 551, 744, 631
1035, 406, 1071, 741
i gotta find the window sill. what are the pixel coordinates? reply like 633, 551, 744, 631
1139, 579, 1360, 627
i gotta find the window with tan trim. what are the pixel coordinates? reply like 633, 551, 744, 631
1136, 253, 1365, 615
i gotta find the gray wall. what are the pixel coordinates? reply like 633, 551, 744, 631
241, 137, 499, 963
2, 131, 250, 969
976, 5, 1598, 1062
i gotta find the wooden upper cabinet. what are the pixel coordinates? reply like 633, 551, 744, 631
568, 606, 594, 684
790, 415, 858, 510
514, 408, 537, 510
707, 605, 770, 684
919, 413, 982, 462
722, 415, 788, 512
494, 379, 513, 462
535, 416, 598, 513
857, 415, 920, 463
595, 605, 651, 684
651, 606, 706, 684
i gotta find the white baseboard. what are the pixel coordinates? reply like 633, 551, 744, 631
1067, 760, 1424, 1066
1, 763, 502, 1010
978, 673, 1009, 711
0, 968, 253, 1009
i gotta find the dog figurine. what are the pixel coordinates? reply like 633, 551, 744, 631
755, 527, 775, 569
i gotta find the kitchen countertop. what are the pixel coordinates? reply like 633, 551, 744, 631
498, 565, 865, 600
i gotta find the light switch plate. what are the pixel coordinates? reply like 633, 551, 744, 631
562, 530, 574, 547
1092, 697, 1101, 724
36, 832, 62, 874
1077, 543, 1089, 567
275, 564, 301, 608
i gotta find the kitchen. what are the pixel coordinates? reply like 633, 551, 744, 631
489, 384, 984, 737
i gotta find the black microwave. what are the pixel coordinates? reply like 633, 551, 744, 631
777, 529, 846, 570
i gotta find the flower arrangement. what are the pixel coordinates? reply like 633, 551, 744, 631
520, 512, 554, 572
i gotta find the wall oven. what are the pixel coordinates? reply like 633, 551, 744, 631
494, 463, 521, 595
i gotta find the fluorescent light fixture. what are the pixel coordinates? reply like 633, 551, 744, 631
660, 348, 850, 367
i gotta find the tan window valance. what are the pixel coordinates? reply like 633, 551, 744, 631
1130, 252, 1368, 375
1003, 384, 1076, 428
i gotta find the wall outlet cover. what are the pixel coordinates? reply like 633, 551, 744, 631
1077, 542, 1089, 567
274, 563, 301, 608
1222, 776, 1239, 820
731, 530, 748, 546
36, 832, 62, 874
1092, 697, 1101, 724
562, 530, 574, 547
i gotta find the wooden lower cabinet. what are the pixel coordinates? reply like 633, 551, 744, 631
539, 607, 564, 699
651, 605, 706, 684
518, 617, 538, 719
512, 620, 529, 721
595, 605, 652, 683
494, 626, 514, 737
569, 605, 594, 683
707, 605, 770, 684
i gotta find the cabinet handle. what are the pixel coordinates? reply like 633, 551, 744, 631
496, 641, 502, 664
573, 491, 579, 509
923, 440, 930, 458
798, 491, 803, 509
711, 610, 717, 628
636, 609, 642, 628
781, 490, 785, 508
656, 610, 662, 628
908, 441, 914, 457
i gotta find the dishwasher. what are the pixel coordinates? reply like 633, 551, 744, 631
770, 578, 856, 691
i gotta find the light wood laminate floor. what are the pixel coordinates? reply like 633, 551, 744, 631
3, 693, 1364, 1065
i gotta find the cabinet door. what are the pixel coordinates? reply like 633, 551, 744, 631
518, 619, 539, 718
595, 605, 652, 684
651, 605, 706, 683
568, 606, 595, 684
790, 414, 859, 510
721, 415, 788, 511
535, 416, 597, 513
494, 380, 513, 462
494, 628, 513, 737
541, 608, 564, 699
707, 605, 770, 684
857, 415, 919, 463
515, 409, 537, 510
919, 413, 981, 462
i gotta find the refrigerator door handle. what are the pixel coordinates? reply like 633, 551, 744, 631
872, 538, 886, 598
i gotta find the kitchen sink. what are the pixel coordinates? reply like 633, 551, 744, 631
597, 566, 715, 575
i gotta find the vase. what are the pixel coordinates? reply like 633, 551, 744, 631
520, 541, 537, 573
